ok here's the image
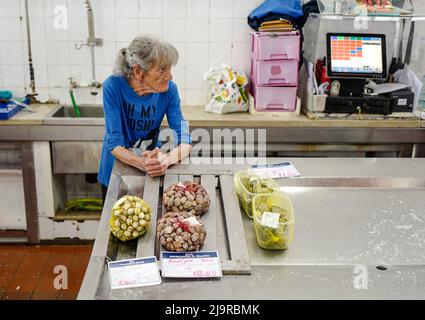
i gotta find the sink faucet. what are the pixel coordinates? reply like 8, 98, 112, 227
69, 77, 102, 96
72, 0, 103, 96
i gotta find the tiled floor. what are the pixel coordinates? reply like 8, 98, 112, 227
0, 244, 92, 300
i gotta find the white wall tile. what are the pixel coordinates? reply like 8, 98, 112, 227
47, 65, 70, 87
116, 41, 129, 51
140, 0, 162, 18
0, 0, 21, 17
49, 87, 71, 102
0, 42, 25, 65
68, 16, 87, 41
36, 88, 51, 102
95, 42, 116, 65
70, 44, 91, 65
70, 64, 92, 84
178, 87, 185, 104
72, 88, 97, 104
94, 90, 103, 104
68, 0, 88, 17
208, 42, 231, 67
187, 18, 209, 42
185, 66, 208, 89
43, 0, 68, 17
186, 43, 209, 66
44, 16, 69, 41
139, 18, 162, 37
1, 65, 26, 88
95, 17, 116, 42
232, 0, 258, 18
187, 0, 210, 18
163, 0, 186, 18
231, 42, 250, 73
116, 0, 139, 18
209, 18, 233, 42
163, 18, 186, 42
53, 220, 78, 239
6, 87, 27, 97
46, 41, 70, 65
210, 0, 233, 18
28, 0, 44, 17
116, 18, 139, 42
31, 41, 48, 65
29, 17, 46, 41
185, 88, 207, 105
34, 64, 49, 87
96, 65, 114, 82
232, 18, 251, 43
77, 220, 99, 239
39, 217, 54, 240
92, 0, 116, 18
171, 41, 186, 66
171, 64, 185, 88
0, 17, 23, 41
36, 192, 46, 216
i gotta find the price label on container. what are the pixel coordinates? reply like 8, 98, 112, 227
108, 256, 162, 289
161, 251, 222, 278
251, 161, 301, 179
261, 211, 280, 229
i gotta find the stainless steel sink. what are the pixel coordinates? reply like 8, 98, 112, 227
43, 105, 105, 125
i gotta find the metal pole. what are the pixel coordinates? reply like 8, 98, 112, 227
24, 0, 36, 96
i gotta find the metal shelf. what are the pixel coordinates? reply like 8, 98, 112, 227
310, 13, 425, 21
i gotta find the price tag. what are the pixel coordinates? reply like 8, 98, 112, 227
108, 256, 161, 289
261, 212, 280, 229
251, 161, 301, 179
161, 251, 222, 278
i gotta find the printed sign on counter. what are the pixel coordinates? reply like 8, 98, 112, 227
251, 161, 301, 179
108, 256, 162, 289
161, 251, 222, 278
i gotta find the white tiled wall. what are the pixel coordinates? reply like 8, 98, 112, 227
0, 0, 264, 106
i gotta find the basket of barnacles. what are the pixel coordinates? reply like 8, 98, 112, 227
156, 211, 206, 252
162, 181, 210, 216
109, 195, 152, 241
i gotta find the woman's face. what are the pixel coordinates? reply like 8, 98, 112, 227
133, 63, 173, 93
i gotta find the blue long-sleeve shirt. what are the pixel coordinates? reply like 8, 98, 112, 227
97, 75, 192, 187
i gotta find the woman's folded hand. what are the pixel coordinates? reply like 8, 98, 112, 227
141, 147, 170, 177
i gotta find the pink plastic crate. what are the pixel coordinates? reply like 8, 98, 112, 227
251, 58, 298, 86
250, 83, 297, 112
251, 31, 300, 61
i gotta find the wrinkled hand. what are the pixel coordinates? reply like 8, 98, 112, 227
141, 148, 170, 177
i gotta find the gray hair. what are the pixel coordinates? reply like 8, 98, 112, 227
113, 34, 179, 78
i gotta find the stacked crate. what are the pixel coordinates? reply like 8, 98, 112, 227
250, 31, 300, 113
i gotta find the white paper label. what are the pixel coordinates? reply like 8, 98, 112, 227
398, 99, 407, 106
108, 256, 161, 289
183, 216, 202, 227
261, 211, 280, 229
161, 251, 222, 278
251, 161, 301, 179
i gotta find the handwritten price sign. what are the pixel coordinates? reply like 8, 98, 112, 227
161, 251, 223, 278
108, 256, 162, 289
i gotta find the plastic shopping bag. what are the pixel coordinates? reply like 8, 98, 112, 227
204, 64, 249, 114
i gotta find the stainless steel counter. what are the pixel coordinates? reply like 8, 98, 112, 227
79, 158, 425, 299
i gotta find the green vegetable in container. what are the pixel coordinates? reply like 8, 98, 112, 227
253, 196, 290, 250
237, 173, 279, 218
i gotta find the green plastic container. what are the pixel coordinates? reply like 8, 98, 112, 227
252, 193, 294, 250
234, 169, 280, 219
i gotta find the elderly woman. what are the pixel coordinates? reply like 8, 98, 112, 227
98, 35, 192, 201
